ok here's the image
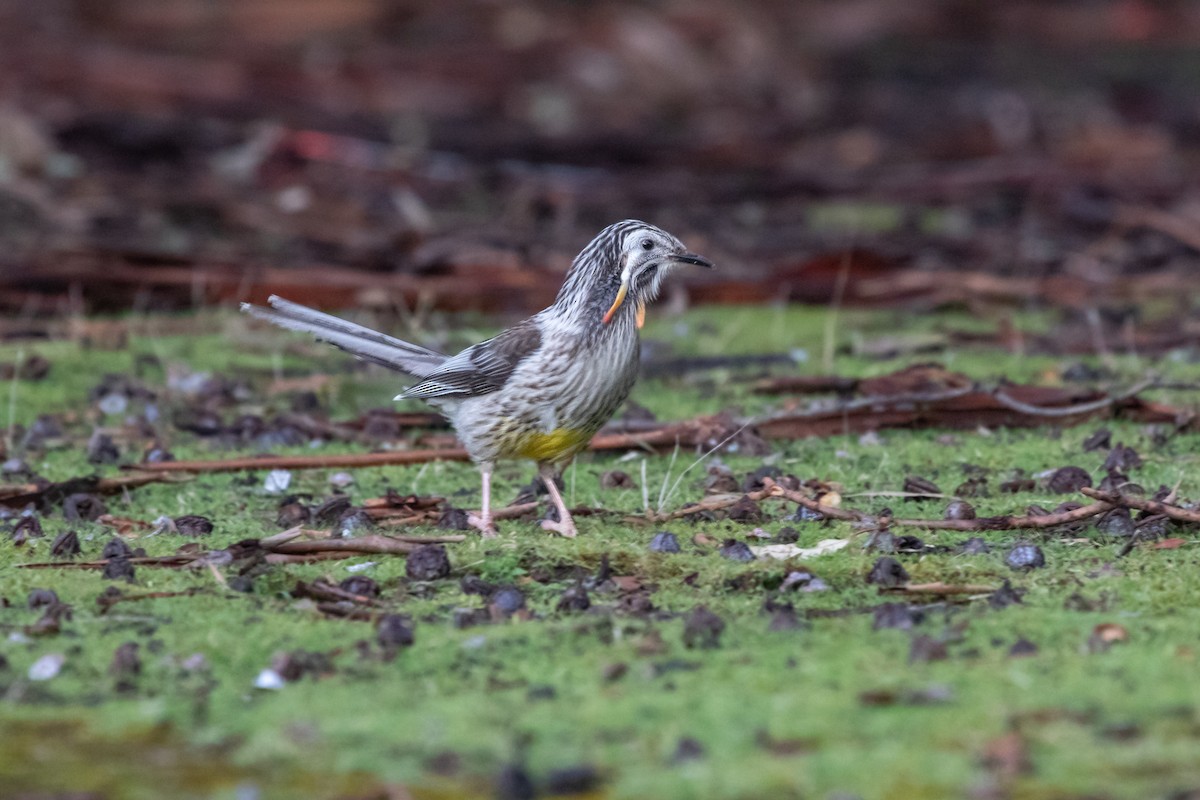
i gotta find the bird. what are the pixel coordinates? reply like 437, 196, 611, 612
241, 220, 712, 538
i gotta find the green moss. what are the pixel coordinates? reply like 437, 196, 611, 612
1, 305, 1199, 798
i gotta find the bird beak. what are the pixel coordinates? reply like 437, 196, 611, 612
604, 252, 711, 325
671, 252, 713, 268
602, 280, 629, 325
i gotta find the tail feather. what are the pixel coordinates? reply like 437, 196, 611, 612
240, 295, 447, 376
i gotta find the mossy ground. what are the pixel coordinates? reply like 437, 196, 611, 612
2, 304, 1199, 799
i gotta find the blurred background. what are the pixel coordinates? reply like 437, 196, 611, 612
0, 0, 1198, 319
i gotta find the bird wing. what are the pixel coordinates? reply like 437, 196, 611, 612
402, 318, 543, 400
241, 296, 448, 376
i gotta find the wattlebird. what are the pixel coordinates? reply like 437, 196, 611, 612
241, 220, 712, 537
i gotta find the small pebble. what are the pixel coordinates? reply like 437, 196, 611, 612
649, 531, 681, 553
1005, 542, 1045, 570
1097, 509, 1135, 538
718, 539, 755, 562
491, 587, 526, 615
957, 537, 990, 555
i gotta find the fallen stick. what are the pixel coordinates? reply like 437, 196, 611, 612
17, 554, 201, 570
266, 552, 363, 565
267, 535, 420, 556
1081, 487, 1200, 525
1, 471, 190, 507
292, 579, 380, 606
763, 479, 1115, 532
490, 502, 539, 520
888, 503, 1113, 531
126, 448, 471, 473
122, 426, 697, 474
992, 379, 1156, 418
882, 582, 996, 596
650, 487, 782, 521
97, 587, 206, 609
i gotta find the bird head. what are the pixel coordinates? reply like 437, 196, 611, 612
556, 220, 712, 328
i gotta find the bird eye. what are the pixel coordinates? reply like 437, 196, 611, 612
640, 239, 653, 251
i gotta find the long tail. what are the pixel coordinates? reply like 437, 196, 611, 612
240, 295, 448, 376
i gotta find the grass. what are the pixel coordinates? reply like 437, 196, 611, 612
1, 303, 1199, 799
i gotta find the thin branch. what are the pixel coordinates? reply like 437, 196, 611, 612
882, 582, 996, 595
97, 587, 207, 610
1, 471, 190, 505
126, 448, 471, 473
292, 579, 381, 607
992, 379, 1157, 418
649, 487, 782, 521
266, 535, 421, 556
1081, 487, 1200, 525
763, 478, 1114, 531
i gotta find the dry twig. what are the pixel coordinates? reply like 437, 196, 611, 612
1081, 487, 1200, 525
763, 478, 1116, 532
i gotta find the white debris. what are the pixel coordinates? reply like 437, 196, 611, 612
750, 538, 849, 560
253, 669, 285, 690
263, 470, 292, 494
28, 653, 65, 681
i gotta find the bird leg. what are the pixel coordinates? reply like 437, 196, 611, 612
468, 468, 498, 538
538, 464, 578, 538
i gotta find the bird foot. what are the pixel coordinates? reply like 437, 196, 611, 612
540, 518, 577, 538
468, 513, 499, 538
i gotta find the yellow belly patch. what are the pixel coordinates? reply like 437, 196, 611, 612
513, 427, 592, 462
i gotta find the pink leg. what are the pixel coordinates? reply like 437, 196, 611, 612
538, 464, 578, 538
468, 467, 498, 538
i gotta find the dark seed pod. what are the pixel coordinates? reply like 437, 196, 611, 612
27, 588, 59, 609
377, 614, 415, 651
1096, 509, 1135, 538
63, 493, 107, 522
903, 475, 941, 498
101, 537, 133, 560
51, 530, 81, 559
1047, 466, 1092, 494
173, 515, 214, 536
944, 500, 976, 520
682, 606, 725, 649
866, 557, 909, 588
103, 557, 136, 582
405, 544, 451, 581
339, 576, 380, 597
556, 584, 590, 613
